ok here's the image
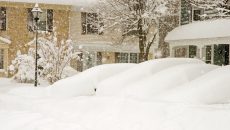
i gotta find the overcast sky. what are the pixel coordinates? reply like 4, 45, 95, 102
0, 0, 97, 6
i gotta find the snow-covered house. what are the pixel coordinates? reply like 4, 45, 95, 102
166, 19, 230, 65
0, 0, 156, 77
165, 0, 230, 66
0, 1, 71, 77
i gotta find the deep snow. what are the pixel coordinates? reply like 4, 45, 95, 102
1, 58, 230, 130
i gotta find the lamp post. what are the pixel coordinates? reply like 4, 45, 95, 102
32, 3, 42, 87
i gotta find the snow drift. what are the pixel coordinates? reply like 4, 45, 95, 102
120, 64, 218, 100
156, 65, 230, 104
96, 58, 204, 96
47, 63, 136, 97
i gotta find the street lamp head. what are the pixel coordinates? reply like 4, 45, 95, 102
32, 3, 42, 21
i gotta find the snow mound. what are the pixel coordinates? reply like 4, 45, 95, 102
96, 58, 204, 96
156, 65, 230, 104
47, 63, 136, 97
120, 64, 218, 100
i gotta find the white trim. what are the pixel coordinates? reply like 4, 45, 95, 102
74, 42, 140, 53
168, 37, 230, 46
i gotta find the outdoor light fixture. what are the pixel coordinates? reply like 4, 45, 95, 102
32, 3, 42, 87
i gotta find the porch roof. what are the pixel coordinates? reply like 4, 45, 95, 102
165, 19, 230, 46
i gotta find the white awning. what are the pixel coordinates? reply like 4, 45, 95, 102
165, 19, 230, 46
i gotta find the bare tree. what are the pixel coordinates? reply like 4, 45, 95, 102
94, 0, 174, 62
189, 0, 230, 19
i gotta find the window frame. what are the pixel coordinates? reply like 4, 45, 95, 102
81, 12, 103, 35
0, 49, 4, 70
0, 7, 7, 31
115, 52, 139, 63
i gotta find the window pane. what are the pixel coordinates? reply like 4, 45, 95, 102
206, 46, 212, 61
175, 48, 187, 57
39, 10, 47, 31
189, 46, 197, 58
87, 13, 98, 34
0, 7, 6, 30
130, 53, 138, 63
0, 49, 4, 69
97, 52, 102, 65
81, 12, 101, 35
193, 10, 201, 21
115, 52, 128, 63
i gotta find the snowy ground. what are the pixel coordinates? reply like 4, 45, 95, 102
1, 58, 230, 130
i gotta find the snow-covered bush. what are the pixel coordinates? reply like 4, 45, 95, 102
10, 34, 80, 84
33, 34, 80, 84
9, 51, 35, 83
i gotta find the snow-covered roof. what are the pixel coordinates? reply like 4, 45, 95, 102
0, 0, 96, 7
0, 36, 11, 44
165, 19, 230, 46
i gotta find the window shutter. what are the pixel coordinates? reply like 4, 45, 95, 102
27, 8, 34, 32
81, 12, 87, 34
47, 9, 53, 32
0, 7, 6, 31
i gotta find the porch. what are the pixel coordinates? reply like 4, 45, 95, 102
165, 19, 230, 65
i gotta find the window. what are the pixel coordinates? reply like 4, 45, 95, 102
96, 52, 102, 65
0, 7, 6, 31
175, 47, 187, 58
193, 9, 201, 21
180, 0, 192, 25
189, 46, 197, 58
130, 53, 138, 63
206, 45, 212, 64
115, 52, 139, 63
0, 49, 4, 69
81, 12, 103, 35
77, 53, 83, 72
27, 8, 53, 32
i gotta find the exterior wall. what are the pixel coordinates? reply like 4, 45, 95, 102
0, 1, 70, 77
0, 44, 9, 77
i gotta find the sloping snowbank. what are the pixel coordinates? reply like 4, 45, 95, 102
96, 58, 204, 96
7, 64, 136, 98
120, 64, 218, 100
156, 65, 230, 104
47, 63, 136, 97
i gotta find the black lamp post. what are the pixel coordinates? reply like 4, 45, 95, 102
32, 3, 42, 87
